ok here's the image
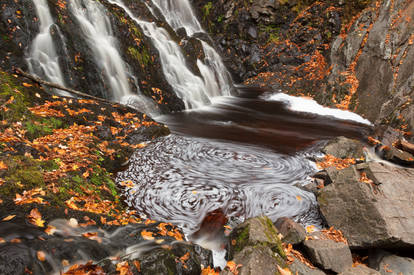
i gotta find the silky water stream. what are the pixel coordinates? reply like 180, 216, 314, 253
116, 87, 372, 266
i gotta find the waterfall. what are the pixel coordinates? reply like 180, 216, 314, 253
151, 0, 203, 36
69, 0, 132, 101
150, 0, 233, 103
28, 0, 68, 96
109, 0, 232, 109
68, 0, 155, 113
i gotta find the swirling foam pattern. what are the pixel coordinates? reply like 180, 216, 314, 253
117, 134, 321, 233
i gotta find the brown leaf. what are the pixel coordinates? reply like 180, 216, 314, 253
0, 161, 7, 170
277, 265, 293, 275
116, 261, 132, 275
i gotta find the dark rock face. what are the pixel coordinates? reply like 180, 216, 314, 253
303, 239, 353, 273
318, 162, 414, 249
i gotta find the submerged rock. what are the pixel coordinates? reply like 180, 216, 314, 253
369, 250, 414, 275
318, 162, 414, 249
339, 265, 380, 275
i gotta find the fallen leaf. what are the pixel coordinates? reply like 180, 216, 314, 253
37, 251, 46, 261
141, 230, 154, 240
0, 238, 5, 243
27, 208, 45, 227
116, 261, 132, 275
2, 215, 16, 221
22, 82, 33, 87
226, 261, 243, 275
62, 260, 70, 266
133, 260, 141, 272
45, 225, 56, 235
201, 266, 219, 275
0, 161, 7, 170
296, 195, 302, 201
277, 265, 293, 275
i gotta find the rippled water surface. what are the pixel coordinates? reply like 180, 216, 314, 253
117, 88, 372, 236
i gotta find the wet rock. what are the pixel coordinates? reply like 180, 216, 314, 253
274, 217, 306, 245
369, 250, 414, 275
303, 239, 352, 273
318, 162, 414, 249
289, 255, 326, 275
375, 145, 414, 167
322, 137, 365, 159
339, 265, 380, 275
221, 245, 285, 275
227, 216, 285, 260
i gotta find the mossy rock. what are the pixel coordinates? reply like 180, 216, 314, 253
227, 216, 286, 261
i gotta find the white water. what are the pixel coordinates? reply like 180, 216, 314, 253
108, 0, 231, 108
265, 92, 373, 125
151, 0, 203, 36
69, 0, 134, 102
28, 0, 68, 95
151, 0, 232, 103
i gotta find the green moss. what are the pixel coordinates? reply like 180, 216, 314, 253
25, 117, 63, 140
203, 2, 213, 17
260, 25, 281, 43
0, 71, 31, 122
260, 216, 286, 258
0, 156, 45, 196
234, 225, 250, 252
127, 47, 151, 66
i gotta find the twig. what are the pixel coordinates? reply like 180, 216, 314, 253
14, 67, 113, 104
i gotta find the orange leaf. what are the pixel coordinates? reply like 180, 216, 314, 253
0, 161, 7, 170
201, 266, 219, 275
133, 260, 141, 272
2, 215, 16, 221
37, 251, 46, 262
27, 208, 45, 227
116, 261, 132, 275
226, 261, 243, 275
141, 230, 154, 240
22, 82, 33, 87
45, 225, 56, 235
277, 265, 293, 275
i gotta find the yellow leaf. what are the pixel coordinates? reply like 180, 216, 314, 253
23, 83, 33, 87
27, 208, 45, 227
296, 195, 302, 201
45, 225, 56, 235
2, 215, 16, 221
306, 225, 316, 233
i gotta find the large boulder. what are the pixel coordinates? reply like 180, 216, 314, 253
369, 250, 414, 275
289, 255, 327, 275
317, 161, 414, 249
274, 217, 306, 245
224, 216, 288, 275
339, 265, 380, 275
303, 239, 353, 273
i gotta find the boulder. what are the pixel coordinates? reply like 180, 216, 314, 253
274, 217, 306, 245
369, 250, 414, 275
322, 137, 365, 159
339, 265, 380, 275
227, 216, 285, 260
303, 239, 353, 273
221, 245, 285, 275
318, 162, 414, 249
289, 255, 326, 275
225, 216, 288, 275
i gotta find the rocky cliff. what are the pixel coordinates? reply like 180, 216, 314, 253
195, 0, 413, 142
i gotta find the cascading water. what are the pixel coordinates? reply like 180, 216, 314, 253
27, 0, 68, 96
151, 0, 203, 36
68, 0, 154, 113
69, 0, 133, 102
150, 0, 232, 101
108, 0, 232, 108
